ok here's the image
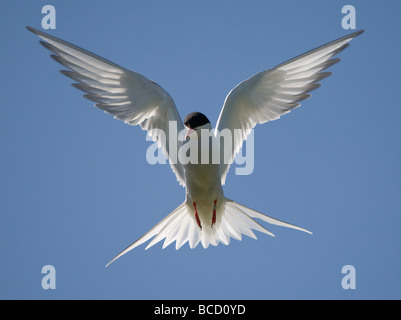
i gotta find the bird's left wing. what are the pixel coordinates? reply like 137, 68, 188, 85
216, 30, 364, 185
27, 26, 186, 187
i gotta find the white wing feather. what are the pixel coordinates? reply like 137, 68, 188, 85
216, 30, 364, 185
27, 26, 186, 187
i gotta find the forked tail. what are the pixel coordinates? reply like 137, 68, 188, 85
106, 198, 312, 266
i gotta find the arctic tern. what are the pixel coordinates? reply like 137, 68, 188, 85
27, 26, 363, 266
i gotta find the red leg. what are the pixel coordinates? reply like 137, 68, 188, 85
193, 202, 202, 230
212, 199, 217, 227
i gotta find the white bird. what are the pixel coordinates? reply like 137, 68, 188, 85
27, 27, 363, 266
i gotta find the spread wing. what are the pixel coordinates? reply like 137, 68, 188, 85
27, 26, 186, 187
216, 30, 364, 185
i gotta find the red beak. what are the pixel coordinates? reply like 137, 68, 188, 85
185, 128, 195, 139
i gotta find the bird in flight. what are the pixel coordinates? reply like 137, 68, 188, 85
27, 26, 363, 266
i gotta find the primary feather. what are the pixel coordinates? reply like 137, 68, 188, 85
216, 30, 364, 185
27, 26, 186, 187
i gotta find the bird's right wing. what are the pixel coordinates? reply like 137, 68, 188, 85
27, 26, 186, 187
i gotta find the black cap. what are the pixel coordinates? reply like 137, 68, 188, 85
184, 112, 210, 129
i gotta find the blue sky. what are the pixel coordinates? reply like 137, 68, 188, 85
1, 0, 401, 299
